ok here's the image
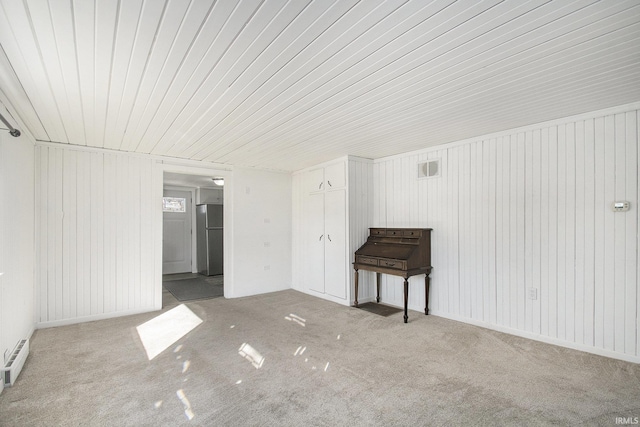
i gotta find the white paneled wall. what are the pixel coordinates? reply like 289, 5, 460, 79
373, 105, 639, 362
0, 131, 35, 385
348, 157, 375, 303
35, 145, 156, 326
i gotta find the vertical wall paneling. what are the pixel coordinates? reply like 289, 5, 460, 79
637, 110, 640, 359
33, 144, 40, 322
103, 153, 116, 313
614, 114, 626, 354
565, 123, 576, 344
418, 151, 430, 309
487, 140, 497, 325
540, 128, 550, 337
471, 142, 479, 320
62, 149, 77, 319
373, 105, 640, 362
405, 155, 420, 310
524, 131, 534, 334
556, 125, 567, 341
90, 152, 104, 315
348, 159, 374, 303
531, 130, 542, 336
593, 117, 605, 348
574, 121, 586, 346
440, 150, 451, 310
139, 158, 154, 311
62, 149, 70, 319
548, 126, 559, 340
38, 147, 48, 321
55, 147, 64, 319
505, 136, 515, 328
450, 147, 460, 317
583, 119, 596, 347
129, 157, 140, 308
35, 145, 157, 326
495, 137, 507, 326
515, 133, 525, 331
116, 155, 126, 311
603, 115, 616, 351
625, 111, 638, 356
80, 151, 92, 317
460, 144, 470, 319
473, 142, 483, 321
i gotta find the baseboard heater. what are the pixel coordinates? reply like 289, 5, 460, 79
2, 339, 29, 387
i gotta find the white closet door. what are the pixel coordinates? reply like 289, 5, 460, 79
324, 189, 347, 299
305, 192, 325, 293
324, 162, 345, 189
305, 168, 325, 193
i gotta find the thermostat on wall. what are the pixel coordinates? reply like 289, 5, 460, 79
611, 201, 630, 212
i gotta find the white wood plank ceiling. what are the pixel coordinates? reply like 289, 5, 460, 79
0, 0, 639, 172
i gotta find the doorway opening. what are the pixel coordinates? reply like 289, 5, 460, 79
162, 172, 225, 307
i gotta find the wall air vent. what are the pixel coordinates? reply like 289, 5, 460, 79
418, 159, 440, 179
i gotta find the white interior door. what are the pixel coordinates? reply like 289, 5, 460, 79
324, 190, 347, 299
305, 192, 325, 293
162, 189, 192, 274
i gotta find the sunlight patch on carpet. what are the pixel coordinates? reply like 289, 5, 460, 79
238, 343, 265, 369
136, 304, 203, 361
284, 313, 306, 327
176, 389, 195, 420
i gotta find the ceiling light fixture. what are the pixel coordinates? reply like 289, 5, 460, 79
212, 177, 224, 186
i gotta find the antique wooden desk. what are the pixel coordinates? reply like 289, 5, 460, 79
353, 228, 432, 323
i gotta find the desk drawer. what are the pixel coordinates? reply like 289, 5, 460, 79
378, 259, 406, 270
356, 256, 378, 266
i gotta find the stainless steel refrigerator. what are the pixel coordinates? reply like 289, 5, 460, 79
196, 204, 223, 276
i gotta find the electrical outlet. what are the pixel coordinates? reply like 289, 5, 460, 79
527, 288, 538, 300
611, 201, 630, 212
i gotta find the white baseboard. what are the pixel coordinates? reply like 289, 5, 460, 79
294, 288, 353, 307
430, 310, 640, 364
36, 307, 159, 329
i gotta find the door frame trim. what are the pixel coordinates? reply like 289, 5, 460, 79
153, 161, 233, 309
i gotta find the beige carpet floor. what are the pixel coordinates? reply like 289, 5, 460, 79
1, 289, 638, 426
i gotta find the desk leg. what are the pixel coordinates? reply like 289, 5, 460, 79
354, 269, 359, 307
403, 278, 409, 323
376, 273, 381, 303
425, 272, 430, 315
